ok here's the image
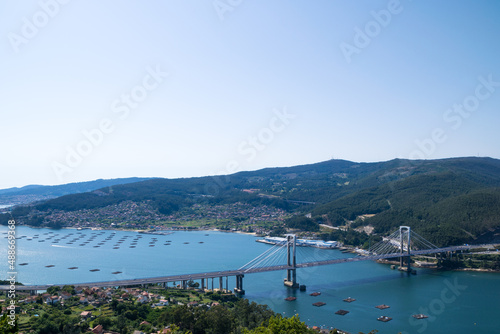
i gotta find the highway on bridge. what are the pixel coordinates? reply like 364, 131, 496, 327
0, 245, 473, 292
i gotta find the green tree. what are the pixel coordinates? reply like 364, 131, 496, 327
62, 285, 76, 295
47, 286, 61, 295
245, 314, 316, 334
0, 314, 17, 334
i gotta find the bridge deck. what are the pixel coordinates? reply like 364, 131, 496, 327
0, 245, 472, 291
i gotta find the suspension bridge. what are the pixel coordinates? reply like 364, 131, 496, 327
1, 226, 480, 294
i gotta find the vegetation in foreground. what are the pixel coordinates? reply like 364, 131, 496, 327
2, 285, 352, 334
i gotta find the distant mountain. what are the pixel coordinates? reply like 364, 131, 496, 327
6, 157, 500, 246
0, 178, 152, 206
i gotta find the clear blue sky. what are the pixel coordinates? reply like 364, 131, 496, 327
1, 0, 499, 189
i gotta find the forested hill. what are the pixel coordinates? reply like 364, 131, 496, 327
6, 157, 500, 246
0, 177, 151, 206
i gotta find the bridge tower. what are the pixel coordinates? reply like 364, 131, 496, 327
284, 234, 299, 288
399, 226, 411, 272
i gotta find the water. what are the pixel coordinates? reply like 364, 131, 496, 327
1, 226, 499, 333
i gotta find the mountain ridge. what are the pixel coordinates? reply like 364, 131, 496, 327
0, 177, 152, 206
4, 157, 500, 246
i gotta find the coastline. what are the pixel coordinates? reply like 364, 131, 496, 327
19, 224, 260, 237
453, 267, 500, 273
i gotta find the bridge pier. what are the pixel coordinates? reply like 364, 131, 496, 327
284, 234, 299, 288
182, 280, 187, 290
219, 277, 223, 291
234, 274, 245, 295
399, 226, 413, 273
201, 278, 205, 290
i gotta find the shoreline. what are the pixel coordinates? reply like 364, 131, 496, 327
376, 259, 500, 274
453, 267, 500, 273
11, 224, 261, 237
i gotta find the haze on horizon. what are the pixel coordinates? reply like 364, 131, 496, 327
1, 1, 500, 189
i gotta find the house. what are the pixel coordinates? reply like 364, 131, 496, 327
154, 299, 168, 307
136, 295, 149, 304
79, 296, 89, 305
91, 324, 104, 334
105, 288, 114, 297
80, 311, 92, 320
22, 296, 37, 304
60, 292, 72, 300
44, 296, 60, 305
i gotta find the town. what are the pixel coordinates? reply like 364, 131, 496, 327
23, 201, 289, 235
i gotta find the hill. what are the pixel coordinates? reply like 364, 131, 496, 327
4, 157, 500, 246
0, 177, 151, 207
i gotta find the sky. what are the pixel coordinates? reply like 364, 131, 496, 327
1, 0, 500, 189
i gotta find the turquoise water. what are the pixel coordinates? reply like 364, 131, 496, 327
1, 226, 499, 333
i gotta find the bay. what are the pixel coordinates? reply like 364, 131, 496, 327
1, 226, 499, 333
